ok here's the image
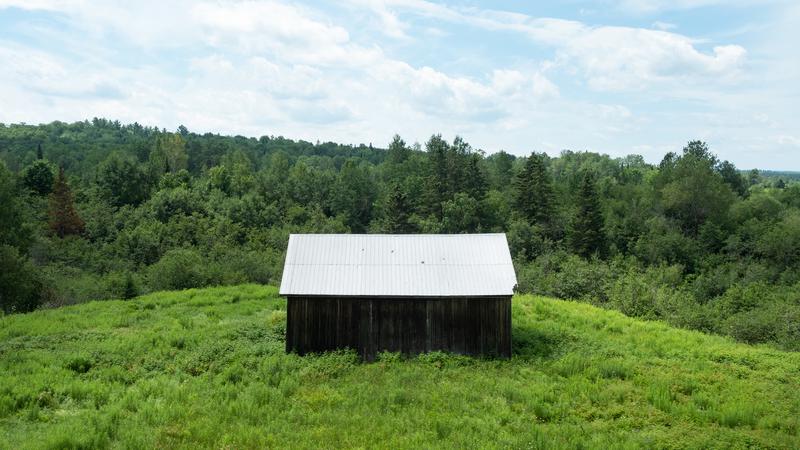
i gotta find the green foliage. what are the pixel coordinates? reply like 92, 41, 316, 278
441, 193, 480, 233
148, 186, 204, 222
507, 219, 546, 260
97, 152, 150, 206
330, 160, 375, 232
514, 152, 554, 228
658, 142, 735, 235
569, 171, 605, 258
0, 245, 46, 313
0, 161, 33, 250
386, 134, 410, 165
756, 210, 800, 270
20, 159, 55, 196
149, 132, 188, 176
148, 248, 215, 291
1, 285, 799, 448
1, 121, 800, 351
381, 183, 416, 233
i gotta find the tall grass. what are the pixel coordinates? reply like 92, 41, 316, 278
0, 285, 798, 448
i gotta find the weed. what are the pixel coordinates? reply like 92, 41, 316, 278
64, 356, 93, 374
647, 382, 674, 413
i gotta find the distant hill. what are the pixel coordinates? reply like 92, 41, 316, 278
1, 285, 798, 448
757, 170, 800, 181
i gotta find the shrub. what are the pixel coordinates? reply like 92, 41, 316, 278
148, 248, 212, 291
724, 308, 778, 345
65, 356, 93, 374
148, 186, 204, 223
0, 245, 46, 313
515, 252, 612, 302
105, 271, 140, 300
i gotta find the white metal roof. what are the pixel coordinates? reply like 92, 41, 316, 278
279, 233, 517, 297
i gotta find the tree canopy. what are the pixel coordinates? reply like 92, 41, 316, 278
0, 119, 798, 350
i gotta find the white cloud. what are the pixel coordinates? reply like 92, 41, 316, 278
617, 0, 723, 13
191, 1, 352, 57
365, 1, 747, 92
0, 0, 796, 169
652, 21, 677, 30
775, 135, 800, 147
0, 1, 564, 145
347, 0, 410, 39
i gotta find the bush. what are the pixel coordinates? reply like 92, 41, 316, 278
208, 246, 283, 285
40, 265, 116, 306
607, 266, 690, 321
711, 282, 773, 317
725, 311, 776, 345
516, 252, 612, 302
148, 248, 213, 291
148, 186, 204, 223
0, 245, 46, 313
114, 220, 167, 266
105, 271, 140, 299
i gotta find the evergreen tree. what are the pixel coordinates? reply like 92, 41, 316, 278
570, 171, 605, 258
448, 136, 470, 195
387, 134, 410, 165
36, 143, 43, 160
716, 160, 747, 197
384, 183, 415, 233
330, 160, 376, 232
465, 153, 488, 200
747, 169, 761, 186
488, 150, 514, 190
514, 152, 554, 227
426, 134, 449, 217
48, 167, 85, 238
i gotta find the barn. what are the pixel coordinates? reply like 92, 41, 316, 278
279, 233, 518, 360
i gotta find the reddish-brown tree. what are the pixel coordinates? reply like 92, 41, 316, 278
48, 166, 84, 238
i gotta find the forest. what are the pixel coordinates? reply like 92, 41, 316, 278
1, 119, 799, 351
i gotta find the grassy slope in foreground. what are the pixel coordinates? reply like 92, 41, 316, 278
0, 285, 798, 449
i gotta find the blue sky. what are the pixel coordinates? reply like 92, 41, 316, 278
0, 0, 798, 169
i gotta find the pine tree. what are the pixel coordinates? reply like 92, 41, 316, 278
465, 153, 487, 200
514, 152, 554, 226
385, 183, 415, 233
36, 143, 43, 160
387, 134, 410, 165
570, 171, 605, 258
48, 167, 84, 238
426, 134, 449, 217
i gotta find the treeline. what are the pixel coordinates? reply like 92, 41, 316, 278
1, 119, 799, 351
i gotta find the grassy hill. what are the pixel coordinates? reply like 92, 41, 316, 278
1, 285, 798, 449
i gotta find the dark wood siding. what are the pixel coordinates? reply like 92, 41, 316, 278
286, 296, 511, 360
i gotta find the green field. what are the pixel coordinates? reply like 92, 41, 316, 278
1, 285, 798, 449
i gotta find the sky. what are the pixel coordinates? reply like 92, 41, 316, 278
0, 1, 798, 169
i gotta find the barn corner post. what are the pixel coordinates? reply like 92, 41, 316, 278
278, 233, 518, 360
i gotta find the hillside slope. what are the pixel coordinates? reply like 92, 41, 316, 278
1, 285, 798, 449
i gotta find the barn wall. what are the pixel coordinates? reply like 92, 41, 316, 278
286, 296, 512, 360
